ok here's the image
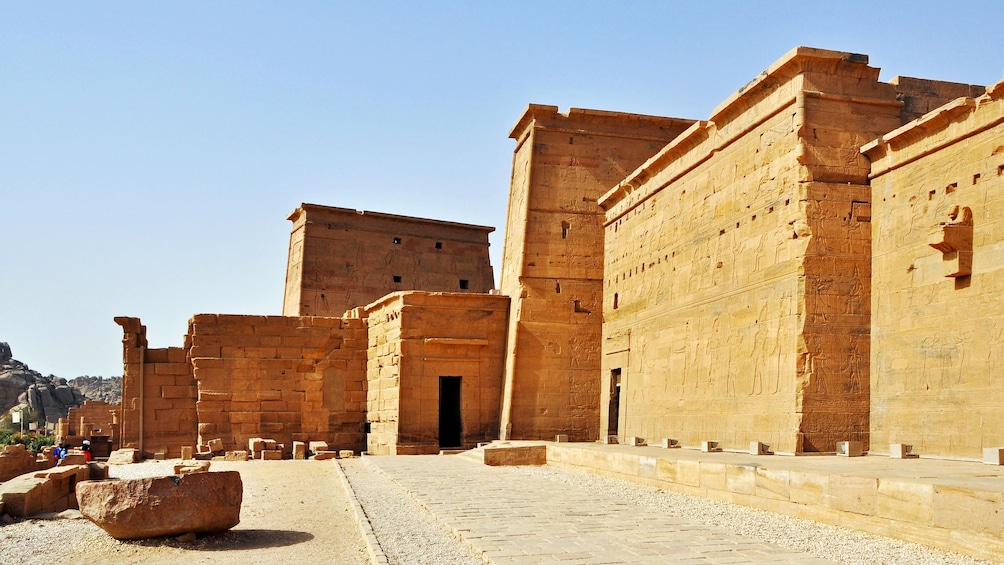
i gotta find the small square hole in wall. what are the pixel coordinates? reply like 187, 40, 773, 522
459, 279, 469, 290
393, 237, 401, 244
435, 241, 442, 249
393, 275, 402, 283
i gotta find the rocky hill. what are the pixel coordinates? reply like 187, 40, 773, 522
68, 375, 122, 404
0, 342, 118, 425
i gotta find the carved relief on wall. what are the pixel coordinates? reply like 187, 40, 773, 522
928, 205, 973, 277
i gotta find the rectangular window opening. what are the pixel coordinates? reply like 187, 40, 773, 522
435, 241, 442, 249
459, 279, 469, 290
393, 275, 402, 283
392, 237, 401, 244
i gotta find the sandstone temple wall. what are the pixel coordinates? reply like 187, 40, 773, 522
498, 105, 694, 441
283, 203, 495, 318
116, 314, 369, 458
115, 317, 198, 459
366, 292, 509, 455
63, 401, 120, 450
598, 48, 915, 453
188, 314, 368, 456
864, 79, 1004, 459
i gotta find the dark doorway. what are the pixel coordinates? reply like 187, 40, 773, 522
439, 376, 463, 448
608, 369, 622, 437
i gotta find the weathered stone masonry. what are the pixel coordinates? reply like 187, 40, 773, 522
499, 106, 694, 442
865, 79, 1004, 459
112, 46, 1003, 462
597, 48, 984, 453
284, 204, 495, 318
366, 292, 509, 455
116, 314, 368, 458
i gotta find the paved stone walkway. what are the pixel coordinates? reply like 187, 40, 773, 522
364, 455, 835, 565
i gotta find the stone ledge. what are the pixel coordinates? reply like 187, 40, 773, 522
545, 442, 1004, 562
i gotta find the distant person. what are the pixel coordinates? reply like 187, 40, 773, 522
81, 440, 92, 462
54, 441, 67, 465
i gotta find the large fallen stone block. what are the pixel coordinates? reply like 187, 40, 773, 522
484, 445, 546, 466
208, 438, 224, 454
76, 471, 243, 539
107, 448, 140, 465
0, 465, 90, 517
308, 441, 329, 454
173, 461, 211, 475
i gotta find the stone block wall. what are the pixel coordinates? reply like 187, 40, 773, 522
598, 48, 910, 453
499, 106, 694, 442
115, 317, 197, 459
63, 401, 121, 450
0, 444, 40, 482
283, 203, 495, 318
189, 314, 368, 456
366, 292, 509, 455
864, 80, 1004, 459
0, 464, 89, 517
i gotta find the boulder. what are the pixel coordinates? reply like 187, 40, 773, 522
76, 471, 242, 539
0, 343, 89, 421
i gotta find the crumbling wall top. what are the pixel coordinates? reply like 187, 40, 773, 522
709, 46, 872, 123
508, 104, 694, 146
600, 46, 887, 215
863, 78, 1003, 177
287, 203, 495, 236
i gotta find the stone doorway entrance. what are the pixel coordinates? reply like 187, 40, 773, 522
608, 368, 621, 438
439, 376, 463, 448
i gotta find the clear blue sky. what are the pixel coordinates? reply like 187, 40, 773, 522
2, 2, 1002, 378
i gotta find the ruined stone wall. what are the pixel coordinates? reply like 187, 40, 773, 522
499, 106, 694, 441
64, 401, 120, 448
890, 76, 986, 125
865, 80, 1004, 459
189, 314, 368, 456
283, 204, 495, 318
599, 48, 908, 453
115, 317, 197, 458
0, 444, 40, 482
366, 301, 402, 455
366, 292, 509, 455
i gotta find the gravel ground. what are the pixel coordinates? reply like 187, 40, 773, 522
340, 457, 483, 565
2, 458, 999, 565
0, 460, 368, 565
516, 465, 994, 565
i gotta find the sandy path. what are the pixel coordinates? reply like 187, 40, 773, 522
0, 460, 369, 565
